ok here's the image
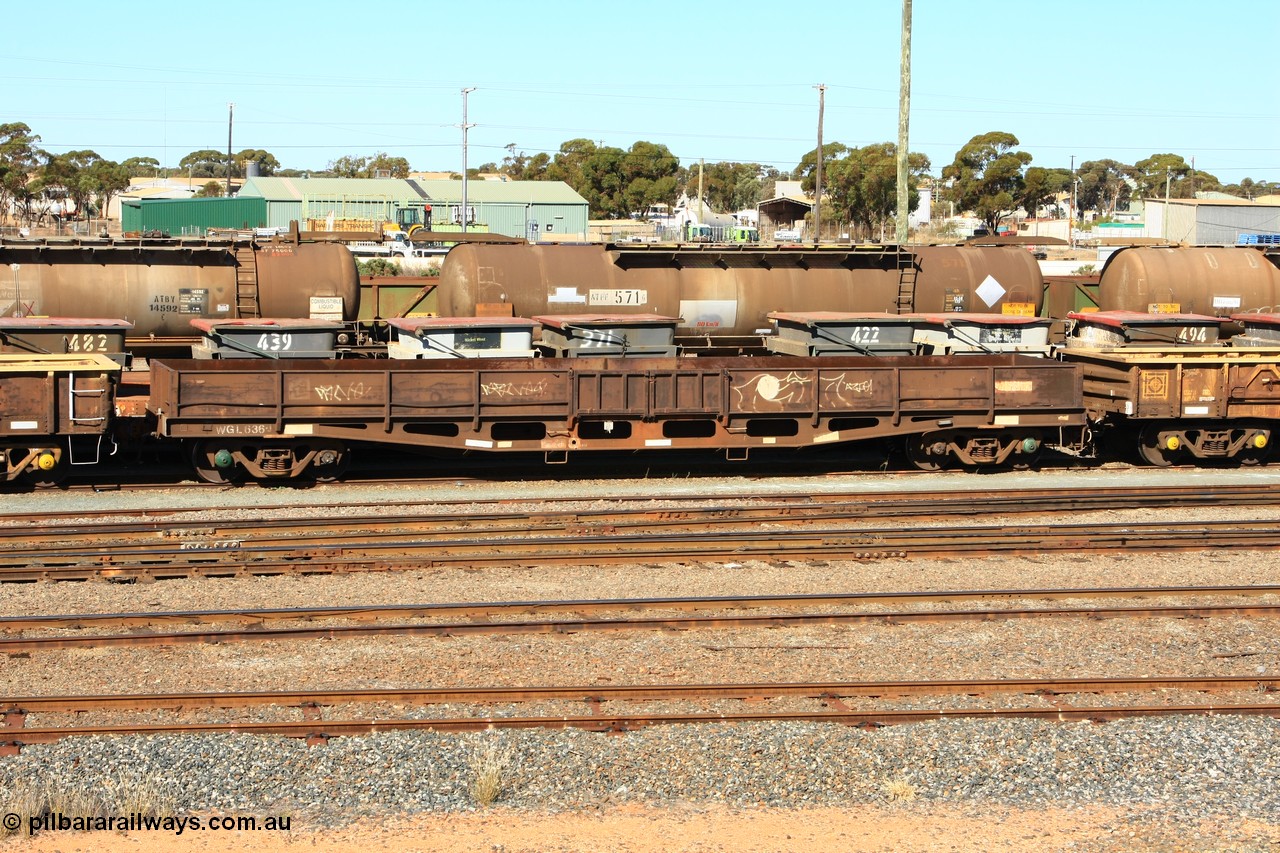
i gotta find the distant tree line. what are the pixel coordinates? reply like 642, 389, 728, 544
2, 120, 1275, 234
0, 123, 132, 227
939, 131, 1278, 234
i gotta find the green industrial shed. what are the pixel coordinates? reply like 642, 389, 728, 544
120, 197, 268, 235
236, 177, 588, 240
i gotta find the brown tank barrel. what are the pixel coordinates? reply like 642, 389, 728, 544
436, 244, 1044, 334
1099, 246, 1280, 315
254, 241, 360, 320
0, 239, 359, 337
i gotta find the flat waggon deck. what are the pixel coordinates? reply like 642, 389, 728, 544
149, 354, 1084, 456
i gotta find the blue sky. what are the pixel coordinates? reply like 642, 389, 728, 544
5, 0, 1277, 184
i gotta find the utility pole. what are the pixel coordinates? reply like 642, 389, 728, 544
461, 87, 476, 234
698, 158, 705, 222
1164, 168, 1172, 242
226, 102, 234, 197
9, 264, 20, 318
814, 83, 826, 244
895, 0, 912, 246
1069, 154, 1076, 250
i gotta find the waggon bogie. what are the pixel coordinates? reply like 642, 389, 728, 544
905, 429, 1046, 472
1, 444, 67, 487
1135, 421, 1271, 467
190, 438, 350, 484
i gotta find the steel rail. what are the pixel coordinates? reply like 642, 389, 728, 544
4, 584, 1277, 631
5, 676, 1277, 715
11, 705, 1278, 746
6, 601, 1280, 653
8, 705, 1280, 746
2, 519, 1280, 581
5, 695, 1280, 746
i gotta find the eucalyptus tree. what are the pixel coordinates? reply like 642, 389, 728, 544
0, 123, 43, 225
941, 131, 1032, 233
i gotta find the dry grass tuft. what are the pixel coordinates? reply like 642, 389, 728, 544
1, 781, 45, 837
0, 775, 177, 837
470, 739, 515, 807
883, 777, 917, 802
101, 775, 178, 826
2, 777, 104, 837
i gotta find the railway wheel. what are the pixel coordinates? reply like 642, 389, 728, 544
905, 434, 949, 471
1237, 447, 1270, 466
1137, 425, 1176, 467
1235, 425, 1271, 466
191, 441, 245, 485
1009, 433, 1043, 471
310, 441, 350, 483
21, 449, 67, 489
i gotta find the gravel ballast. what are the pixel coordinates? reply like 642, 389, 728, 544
2, 467, 1279, 842
1, 717, 1277, 824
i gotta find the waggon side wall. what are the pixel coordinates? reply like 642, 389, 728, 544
1062, 347, 1280, 420
149, 355, 1085, 456
0, 354, 119, 437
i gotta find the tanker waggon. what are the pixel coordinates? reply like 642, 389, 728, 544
7, 234, 1276, 359
1098, 245, 1280, 316
0, 235, 360, 352
434, 243, 1046, 351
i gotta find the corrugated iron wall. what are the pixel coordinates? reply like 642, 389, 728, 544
126, 198, 268, 236
475, 202, 588, 240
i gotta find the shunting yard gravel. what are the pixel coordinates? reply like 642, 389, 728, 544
2, 470, 1280, 851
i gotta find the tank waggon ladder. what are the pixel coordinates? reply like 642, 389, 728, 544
233, 242, 261, 318
895, 248, 918, 313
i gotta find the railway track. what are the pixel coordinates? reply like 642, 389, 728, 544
5, 481, 1276, 760
4, 481, 1280, 583
2, 517, 1279, 582
4, 677, 1278, 749
9, 481, 1280, 531
4, 586, 1279, 652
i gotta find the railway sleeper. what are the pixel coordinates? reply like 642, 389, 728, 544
1138, 422, 1271, 467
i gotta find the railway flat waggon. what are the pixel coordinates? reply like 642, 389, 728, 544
1058, 310, 1280, 466
1060, 344, 1280, 466
0, 352, 121, 486
148, 354, 1086, 482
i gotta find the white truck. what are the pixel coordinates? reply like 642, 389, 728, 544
347, 232, 430, 259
